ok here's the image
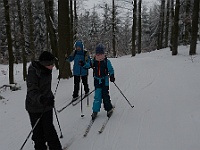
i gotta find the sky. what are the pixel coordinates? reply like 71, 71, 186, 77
1, 43, 200, 150
84, 0, 158, 10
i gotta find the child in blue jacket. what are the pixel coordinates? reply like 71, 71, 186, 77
66, 40, 91, 100
91, 43, 115, 120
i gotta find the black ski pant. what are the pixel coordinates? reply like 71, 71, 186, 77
28, 109, 62, 150
73, 75, 89, 98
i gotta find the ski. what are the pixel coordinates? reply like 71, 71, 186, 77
72, 89, 95, 106
83, 119, 95, 137
98, 109, 114, 134
72, 95, 87, 106
57, 97, 80, 113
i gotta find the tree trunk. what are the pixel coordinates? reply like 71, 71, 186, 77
157, 0, 165, 50
189, 0, 200, 55
27, 0, 35, 60
112, 0, 116, 57
170, 0, 174, 51
132, 0, 137, 57
172, 0, 180, 55
74, 0, 78, 42
165, 0, 170, 48
17, 0, 27, 81
43, 0, 59, 69
70, 0, 74, 52
3, 0, 14, 84
58, 0, 72, 78
184, 0, 191, 45
138, 0, 142, 54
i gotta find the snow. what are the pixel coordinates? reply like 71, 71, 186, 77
1, 44, 200, 150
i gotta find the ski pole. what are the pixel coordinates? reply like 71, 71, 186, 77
113, 82, 134, 108
52, 60, 67, 138
80, 65, 84, 117
19, 111, 44, 150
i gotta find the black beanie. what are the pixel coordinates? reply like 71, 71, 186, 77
39, 51, 55, 66
96, 43, 105, 54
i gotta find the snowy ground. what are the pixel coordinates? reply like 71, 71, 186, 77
1, 44, 200, 150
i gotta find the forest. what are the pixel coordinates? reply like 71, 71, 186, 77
0, 0, 199, 84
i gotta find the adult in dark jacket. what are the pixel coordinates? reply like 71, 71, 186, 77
66, 40, 91, 100
25, 51, 62, 150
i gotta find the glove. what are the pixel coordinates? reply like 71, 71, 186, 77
64, 54, 68, 60
79, 60, 85, 66
40, 95, 55, 106
110, 75, 115, 82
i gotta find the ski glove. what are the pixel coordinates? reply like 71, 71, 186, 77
40, 95, 55, 106
110, 74, 115, 82
79, 60, 85, 66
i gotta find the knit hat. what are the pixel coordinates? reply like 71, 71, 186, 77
95, 43, 105, 54
74, 40, 84, 50
39, 51, 55, 66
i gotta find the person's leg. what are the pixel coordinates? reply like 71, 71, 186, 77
92, 88, 102, 113
102, 86, 113, 112
28, 112, 47, 150
81, 75, 89, 94
42, 110, 62, 150
73, 75, 80, 98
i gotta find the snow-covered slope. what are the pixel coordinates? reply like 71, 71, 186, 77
1, 44, 200, 150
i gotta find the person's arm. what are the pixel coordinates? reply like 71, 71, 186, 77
83, 55, 91, 69
66, 50, 76, 62
107, 59, 115, 82
26, 68, 42, 105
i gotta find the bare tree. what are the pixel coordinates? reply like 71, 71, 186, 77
74, 0, 78, 41
27, 0, 35, 60
157, 0, 165, 50
172, 0, 180, 55
132, 0, 137, 57
165, 0, 170, 48
3, 0, 14, 84
58, 0, 72, 78
43, 0, 59, 69
189, 0, 200, 55
137, 0, 142, 54
170, 0, 174, 51
70, 0, 74, 51
17, 0, 27, 81
112, 0, 117, 57
184, 0, 191, 45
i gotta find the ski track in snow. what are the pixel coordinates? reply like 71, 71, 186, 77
1, 46, 200, 149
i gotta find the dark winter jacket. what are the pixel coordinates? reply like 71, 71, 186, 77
92, 58, 114, 88
25, 61, 54, 113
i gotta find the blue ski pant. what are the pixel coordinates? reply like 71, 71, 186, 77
92, 86, 113, 112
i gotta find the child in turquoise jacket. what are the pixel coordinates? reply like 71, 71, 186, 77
91, 43, 115, 120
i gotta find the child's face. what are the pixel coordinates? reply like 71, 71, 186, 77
76, 46, 81, 51
45, 64, 54, 70
95, 54, 105, 61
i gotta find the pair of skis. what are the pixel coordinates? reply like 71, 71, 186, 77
83, 111, 113, 137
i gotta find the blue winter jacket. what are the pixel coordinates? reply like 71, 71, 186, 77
67, 50, 91, 76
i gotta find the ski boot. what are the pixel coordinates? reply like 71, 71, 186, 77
107, 108, 114, 118
72, 95, 79, 102
91, 112, 98, 120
